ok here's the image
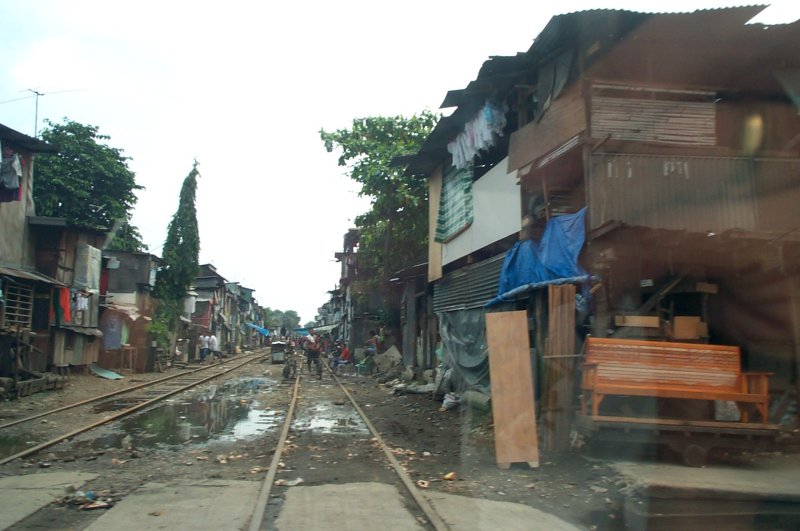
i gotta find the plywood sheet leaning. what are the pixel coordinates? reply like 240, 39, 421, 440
486, 310, 540, 469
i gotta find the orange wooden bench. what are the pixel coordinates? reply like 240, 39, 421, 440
581, 337, 771, 424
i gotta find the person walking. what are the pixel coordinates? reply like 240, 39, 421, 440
198, 334, 209, 364
209, 334, 219, 362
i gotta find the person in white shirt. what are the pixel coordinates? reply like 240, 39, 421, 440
199, 334, 209, 363
209, 334, 220, 362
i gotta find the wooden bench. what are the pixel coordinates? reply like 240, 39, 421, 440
581, 337, 771, 424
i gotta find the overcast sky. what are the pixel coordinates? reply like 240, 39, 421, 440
1, 1, 796, 323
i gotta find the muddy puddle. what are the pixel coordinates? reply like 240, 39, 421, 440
293, 401, 368, 435
75, 377, 283, 450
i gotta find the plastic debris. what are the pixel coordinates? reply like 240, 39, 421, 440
443, 472, 456, 481
416, 480, 429, 489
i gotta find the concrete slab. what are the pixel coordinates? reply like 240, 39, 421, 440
274, 482, 424, 530
85, 479, 261, 531
612, 455, 800, 499
0, 471, 98, 529
426, 491, 581, 531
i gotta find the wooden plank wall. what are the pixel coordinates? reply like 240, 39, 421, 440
486, 310, 540, 468
543, 284, 577, 451
507, 84, 586, 173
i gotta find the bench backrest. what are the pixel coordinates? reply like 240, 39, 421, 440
585, 337, 741, 390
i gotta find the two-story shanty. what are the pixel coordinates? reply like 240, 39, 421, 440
402, 6, 800, 442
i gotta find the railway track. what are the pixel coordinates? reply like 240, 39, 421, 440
247, 358, 450, 531
0, 351, 269, 466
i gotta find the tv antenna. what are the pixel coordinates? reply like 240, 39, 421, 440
0, 88, 86, 137
28, 88, 86, 137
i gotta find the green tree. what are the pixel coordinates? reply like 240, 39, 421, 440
153, 163, 201, 344
34, 119, 142, 230
107, 219, 148, 253
320, 112, 438, 317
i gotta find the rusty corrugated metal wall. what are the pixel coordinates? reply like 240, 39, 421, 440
587, 153, 791, 233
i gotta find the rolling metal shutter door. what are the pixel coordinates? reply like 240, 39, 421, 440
433, 252, 506, 313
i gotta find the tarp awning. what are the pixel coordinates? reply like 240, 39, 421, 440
245, 322, 270, 336
486, 208, 589, 307
312, 323, 339, 333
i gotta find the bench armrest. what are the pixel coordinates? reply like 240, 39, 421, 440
741, 371, 772, 395
581, 362, 598, 389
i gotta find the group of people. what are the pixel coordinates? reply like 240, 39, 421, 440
198, 334, 221, 363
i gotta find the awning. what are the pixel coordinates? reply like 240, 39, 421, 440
244, 322, 270, 336
312, 323, 339, 333
0, 266, 65, 286
101, 304, 152, 322
60, 325, 104, 337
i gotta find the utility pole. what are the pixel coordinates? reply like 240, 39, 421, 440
27, 89, 43, 137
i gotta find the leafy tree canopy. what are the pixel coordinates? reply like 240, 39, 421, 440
35, 119, 142, 230
106, 219, 148, 253
320, 112, 438, 284
263, 308, 301, 331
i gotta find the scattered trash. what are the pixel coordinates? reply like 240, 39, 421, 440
196, 456, 209, 461
439, 393, 461, 412
80, 501, 112, 511
286, 478, 304, 486
111, 458, 127, 465
416, 480, 429, 489
443, 472, 456, 481
274, 479, 288, 486
422, 451, 432, 457
38, 462, 52, 468
149, 511, 162, 517
215, 454, 228, 464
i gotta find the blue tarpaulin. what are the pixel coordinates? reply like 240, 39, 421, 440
245, 323, 271, 336
486, 208, 589, 307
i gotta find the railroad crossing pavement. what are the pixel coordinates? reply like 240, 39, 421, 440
1, 474, 580, 530
84, 479, 260, 530
0, 471, 98, 529
611, 453, 800, 500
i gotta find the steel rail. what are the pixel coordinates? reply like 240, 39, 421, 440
0, 354, 263, 430
0, 353, 267, 466
248, 372, 301, 531
325, 365, 451, 530
247, 359, 450, 530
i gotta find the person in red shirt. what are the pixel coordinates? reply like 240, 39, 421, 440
332, 340, 351, 374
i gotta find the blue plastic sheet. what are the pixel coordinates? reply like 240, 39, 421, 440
245, 323, 270, 336
488, 208, 588, 307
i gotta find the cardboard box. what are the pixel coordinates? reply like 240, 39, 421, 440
672, 316, 702, 340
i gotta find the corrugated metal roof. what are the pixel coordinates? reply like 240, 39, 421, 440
402, 10, 648, 176
0, 265, 65, 286
0, 123, 58, 153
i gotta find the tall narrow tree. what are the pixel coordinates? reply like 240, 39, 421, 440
153, 163, 201, 338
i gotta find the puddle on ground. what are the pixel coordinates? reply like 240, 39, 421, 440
292, 401, 368, 435
76, 377, 283, 450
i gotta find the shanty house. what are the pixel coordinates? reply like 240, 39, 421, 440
404, 6, 800, 447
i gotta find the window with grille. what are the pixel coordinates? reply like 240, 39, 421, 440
435, 164, 474, 243
3, 282, 33, 328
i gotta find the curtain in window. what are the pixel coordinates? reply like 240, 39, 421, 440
435, 165, 473, 243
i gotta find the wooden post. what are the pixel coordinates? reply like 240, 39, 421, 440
14, 325, 21, 399
543, 284, 577, 451
789, 277, 800, 423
